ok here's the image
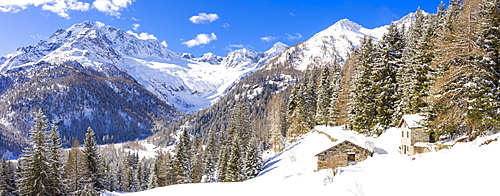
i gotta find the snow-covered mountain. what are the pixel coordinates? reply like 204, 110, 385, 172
0, 21, 287, 113
267, 13, 414, 70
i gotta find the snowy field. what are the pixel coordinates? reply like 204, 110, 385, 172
112, 126, 500, 196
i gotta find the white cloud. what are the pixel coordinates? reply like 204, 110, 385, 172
260, 36, 279, 42
0, 0, 90, 19
261, 33, 302, 42
132, 23, 140, 31
189, 13, 219, 24
126, 30, 157, 40
42, 0, 90, 19
182, 33, 217, 47
95, 21, 106, 28
0, 0, 133, 18
225, 44, 244, 51
91, 0, 133, 17
131, 17, 139, 21
161, 40, 168, 48
286, 33, 302, 41
223, 23, 230, 28
30, 34, 45, 40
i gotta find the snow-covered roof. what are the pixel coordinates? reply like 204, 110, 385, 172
315, 139, 373, 157
399, 114, 424, 128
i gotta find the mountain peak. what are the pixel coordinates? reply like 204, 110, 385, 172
331, 18, 362, 32
267, 42, 288, 52
68, 20, 96, 31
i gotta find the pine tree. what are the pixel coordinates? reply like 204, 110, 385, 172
46, 123, 64, 195
287, 83, 311, 138
83, 127, 104, 191
225, 134, 242, 182
399, 8, 434, 116
216, 145, 229, 182
202, 129, 218, 182
315, 66, 332, 125
147, 164, 158, 189
190, 134, 204, 183
328, 69, 342, 126
0, 156, 16, 195
372, 22, 404, 134
243, 138, 262, 179
304, 70, 319, 128
349, 36, 377, 134
172, 126, 192, 184
17, 110, 63, 196
124, 152, 140, 192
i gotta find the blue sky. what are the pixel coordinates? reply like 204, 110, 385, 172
0, 0, 442, 57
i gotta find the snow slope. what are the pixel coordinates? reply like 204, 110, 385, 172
118, 126, 500, 196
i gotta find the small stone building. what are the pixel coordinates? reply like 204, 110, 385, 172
399, 114, 434, 156
315, 140, 373, 171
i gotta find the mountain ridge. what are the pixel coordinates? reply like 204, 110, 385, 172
0, 21, 288, 113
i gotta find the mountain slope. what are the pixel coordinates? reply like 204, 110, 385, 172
266, 13, 414, 70
0, 21, 288, 156
0, 60, 181, 156
0, 21, 287, 113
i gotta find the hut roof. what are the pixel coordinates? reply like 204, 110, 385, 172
315, 140, 372, 157
398, 114, 424, 128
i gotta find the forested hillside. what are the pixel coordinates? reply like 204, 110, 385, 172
0, 61, 181, 156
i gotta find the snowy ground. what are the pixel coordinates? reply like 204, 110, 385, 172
113, 126, 500, 196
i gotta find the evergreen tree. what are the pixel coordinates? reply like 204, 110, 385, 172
372, 22, 404, 133
46, 123, 64, 195
123, 152, 139, 192
304, 70, 319, 128
202, 129, 218, 182
315, 66, 333, 125
83, 127, 104, 191
147, 164, 158, 189
287, 84, 311, 138
349, 36, 377, 134
328, 69, 342, 126
172, 126, 192, 184
0, 157, 16, 195
190, 134, 204, 183
399, 8, 434, 116
17, 110, 63, 196
243, 138, 262, 179
225, 135, 242, 182
216, 145, 229, 182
